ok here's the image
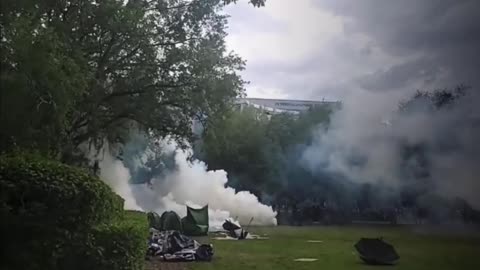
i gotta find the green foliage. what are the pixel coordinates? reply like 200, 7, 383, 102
268, 106, 332, 148
0, 12, 88, 156
58, 211, 148, 270
124, 210, 150, 228
1, 0, 254, 162
224, 0, 266, 7
75, 218, 149, 270
0, 154, 136, 270
0, 154, 124, 230
202, 107, 275, 193
200, 106, 333, 195
399, 85, 469, 113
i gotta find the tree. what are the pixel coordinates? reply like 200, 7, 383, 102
224, 0, 266, 7
200, 107, 274, 194
396, 85, 471, 207
199, 105, 334, 197
1, 0, 256, 163
398, 85, 468, 113
0, 6, 88, 156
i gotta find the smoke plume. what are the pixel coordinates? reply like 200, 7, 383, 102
302, 87, 480, 208
97, 138, 277, 227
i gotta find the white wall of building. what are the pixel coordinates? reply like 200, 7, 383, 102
236, 98, 340, 113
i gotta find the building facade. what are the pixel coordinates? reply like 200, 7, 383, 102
235, 98, 340, 114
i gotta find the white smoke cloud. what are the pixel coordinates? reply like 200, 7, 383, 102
302, 87, 480, 208
303, 89, 407, 186
97, 140, 277, 227
99, 154, 143, 211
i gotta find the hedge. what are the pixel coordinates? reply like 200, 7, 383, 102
0, 154, 124, 230
85, 218, 148, 270
58, 217, 149, 270
0, 154, 148, 270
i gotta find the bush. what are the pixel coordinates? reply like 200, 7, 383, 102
59, 216, 149, 270
125, 210, 150, 228
86, 219, 148, 270
0, 154, 124, 230
0, 154, 138, 270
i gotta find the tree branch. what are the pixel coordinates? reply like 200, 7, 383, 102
96, 33, 117, 78
100, 82, 192, 102
114, 45, 141, 65
145, 1, 195, 12
150, 37, 199, 47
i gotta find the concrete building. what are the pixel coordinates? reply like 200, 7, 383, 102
235, 97, 340, 114
192, 98, 340, 135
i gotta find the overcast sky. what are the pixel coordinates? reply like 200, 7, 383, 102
224, 0, 480, 101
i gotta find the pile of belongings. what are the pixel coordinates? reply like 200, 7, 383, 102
147, 229, 214, 262
354, 237, 400, 265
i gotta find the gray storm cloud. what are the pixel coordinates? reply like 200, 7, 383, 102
227, 0, 480, 98
319, 0, 480, 92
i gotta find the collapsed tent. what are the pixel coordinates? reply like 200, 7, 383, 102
213, 217, 268, 240
182, 205, 209, 236
222, 218, 248, 239
148, 205, 208, 235
222, 218, 241, 232
147, 212, 162, 230
147, 229, 213, 262
148, 211, 182, 231
160, 211, 183, 231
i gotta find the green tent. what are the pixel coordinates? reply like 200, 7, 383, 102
182, 205, 209, 236
160, 211, 183, 231
147, 211, 162, 230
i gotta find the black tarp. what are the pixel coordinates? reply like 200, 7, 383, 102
354, 238, 400, 265
222, 219, 249, 239
222, 219, 241, 232
147, 230, 213, 262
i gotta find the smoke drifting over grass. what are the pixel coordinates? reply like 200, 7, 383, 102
98, 139, 277, 227
302, 87, 480, 208
99, 153, 143, 211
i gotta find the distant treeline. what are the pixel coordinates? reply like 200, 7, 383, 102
194, 86, 480, 225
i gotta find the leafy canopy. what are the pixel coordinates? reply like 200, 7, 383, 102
199, 106, 333, 196
0, 0, 262, 162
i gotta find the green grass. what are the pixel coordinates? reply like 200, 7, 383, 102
191, 226, 480, 270
130, 209, 480, 270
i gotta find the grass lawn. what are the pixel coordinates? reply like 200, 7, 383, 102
190, 226, 480, 270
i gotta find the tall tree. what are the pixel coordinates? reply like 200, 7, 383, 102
1, 0, 255, 162
199, 105, 334, 196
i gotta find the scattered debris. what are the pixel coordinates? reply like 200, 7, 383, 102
147, 229, 213, 262
212, 217, 269, 240
294, 258, 318, 262
212, 232, 269, 241
306, 240, 323, 243
222, 218, 241, 232
223, 217, 252, 239
212, 235, 238, 241
354, 237, 399, 265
